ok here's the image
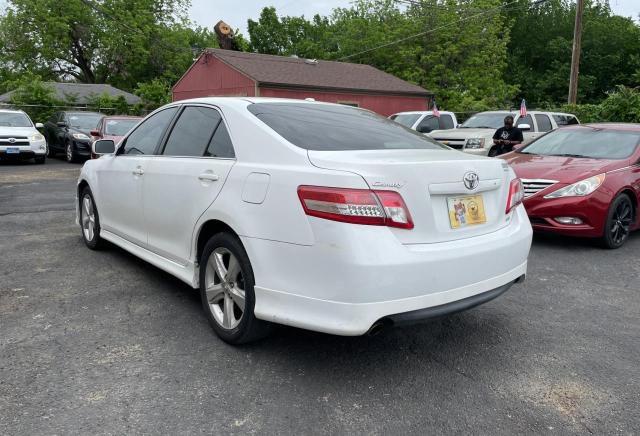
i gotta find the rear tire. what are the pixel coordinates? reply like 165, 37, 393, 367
199, 232, 272, 344
80, 187, 104, 250
601, 194, 633, 249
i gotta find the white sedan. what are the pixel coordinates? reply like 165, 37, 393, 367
78, 98, 532, 344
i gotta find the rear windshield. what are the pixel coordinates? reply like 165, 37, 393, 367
520, 127, 640, 159
247, 103, 446, 151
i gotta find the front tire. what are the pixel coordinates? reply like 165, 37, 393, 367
80, 187, 104, 250
488, 146, 499, 157
199, 232, 271, 344
66, 141, 77, 163
601, 194, 633, 249
34, 155, 45, 164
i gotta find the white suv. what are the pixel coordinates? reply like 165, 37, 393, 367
78, 98, 532, 344
429, 110, 579, 156
0, 109, 47, 164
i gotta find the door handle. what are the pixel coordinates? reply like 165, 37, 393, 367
132, 167, 144, 176
198, 172, 219, 182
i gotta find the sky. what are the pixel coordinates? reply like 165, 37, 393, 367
189, 0, 640, 36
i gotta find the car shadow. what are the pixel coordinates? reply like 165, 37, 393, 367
532, 230, 640, 249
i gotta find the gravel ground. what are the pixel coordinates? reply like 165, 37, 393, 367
1, 158, 638, 435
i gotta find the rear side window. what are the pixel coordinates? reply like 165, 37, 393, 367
123, 107, 178, 155
535, 114, 553, 132
163, 106, 221, 157
205, 123, 235, 158
248, 103, 446, 151
439, 114, 455, 129
553, 115, 580, 126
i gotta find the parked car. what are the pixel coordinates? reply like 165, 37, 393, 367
0, 109, 47, 164
429, 110, 579, 156
389, 111, 458, 133
78, 98, 532, 344
501, 123, 640, 248
44, 111, 104, 163
90, 115, 142, 158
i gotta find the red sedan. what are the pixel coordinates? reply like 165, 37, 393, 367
502, 123, 640, 248
90, 115, 142, 158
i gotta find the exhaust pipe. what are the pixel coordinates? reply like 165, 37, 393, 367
367, 319, 391, 336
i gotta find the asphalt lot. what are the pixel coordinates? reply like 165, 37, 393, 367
0, 158, 638, 435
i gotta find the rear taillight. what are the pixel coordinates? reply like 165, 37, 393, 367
297, 186, 414, 229
506, 178, 524, 214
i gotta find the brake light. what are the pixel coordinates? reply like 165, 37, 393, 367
297, 186, 414, 229
506, 178, 524, 214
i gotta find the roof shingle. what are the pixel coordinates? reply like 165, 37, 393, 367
0, 82, 141, 104
206, 49, 431, 96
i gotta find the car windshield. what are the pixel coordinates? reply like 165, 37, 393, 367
460, 113, 513, 129
248, 103, 446, 151
0, 112, 32, 127
104, 119, 139, 136
520, 127, 640, 159
392, 114, 422, 128
67, 113, 102, 130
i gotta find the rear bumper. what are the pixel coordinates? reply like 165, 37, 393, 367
244, 205, 532, 335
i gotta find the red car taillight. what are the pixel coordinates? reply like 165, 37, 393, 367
506, 178, 524, 214
297, 186, 414, 229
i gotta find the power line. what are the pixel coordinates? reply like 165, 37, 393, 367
338, 0, 546, 61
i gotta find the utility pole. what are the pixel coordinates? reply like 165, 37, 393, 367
568, 0, 585, 104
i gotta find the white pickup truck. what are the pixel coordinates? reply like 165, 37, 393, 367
389, 111, 458, 134
429, 110, 579, 156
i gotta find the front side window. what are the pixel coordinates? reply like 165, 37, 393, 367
0, 112, 32, 127
248, 103, 446, 151
416, 116, 439, 133
163, 107, 222, 157
520, 127, 640, 160
122, 107, 178, 155
439, 114, 455, 129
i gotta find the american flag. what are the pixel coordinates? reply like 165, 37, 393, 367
433, 100, 440, 117
519, 99, 527, 117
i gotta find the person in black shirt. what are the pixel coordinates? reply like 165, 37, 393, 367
491, 115, 523, 156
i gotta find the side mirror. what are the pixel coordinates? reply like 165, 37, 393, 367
92, 139, 115, 156
56, 121, 67, 128
90, 130, 100, 137
518, 123, 531, 131
35, 122, 44, 129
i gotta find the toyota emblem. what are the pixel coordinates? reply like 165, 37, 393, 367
8, 138, 16, 143
463, 172, 479, 190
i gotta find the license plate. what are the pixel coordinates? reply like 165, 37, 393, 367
447, 194, 487, 228
6, 147, 19, 154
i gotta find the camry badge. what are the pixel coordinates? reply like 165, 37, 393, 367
463, 172, 479, 190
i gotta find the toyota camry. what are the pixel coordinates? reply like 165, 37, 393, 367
77, 98, 532, 344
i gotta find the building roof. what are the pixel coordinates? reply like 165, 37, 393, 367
200, 48, 431, 97
0, 82, 142, 105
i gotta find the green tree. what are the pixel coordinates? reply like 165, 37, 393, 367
5, 74, 63, 122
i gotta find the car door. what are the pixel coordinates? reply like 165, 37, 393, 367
96, 106, 179, 247
142, 105, 236, 265
44, 112, 61, 150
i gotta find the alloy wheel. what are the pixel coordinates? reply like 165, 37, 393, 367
81, 194, 96, 242
66, 143, 73, 162
609, 199, 632, 246
204, 247, 246, 330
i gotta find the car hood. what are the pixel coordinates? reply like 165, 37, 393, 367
501, 152, 625, 184
429, 128, 494, 139
69, 126, 93, 136
0, 126, 37, 137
